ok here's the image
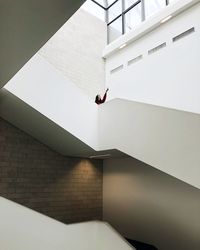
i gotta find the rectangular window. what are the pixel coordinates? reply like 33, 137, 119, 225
172, 27, 195, 42
82, 1, 106, 21
128, 55, 143, 65
125, 0, 141, 9
148, 42, 166, 55
124, 2, 142, 33
107, 0, 118, 5
108, 1, 122, 22
145, 0, 165, 18
108, 16, 123, 43
110, 64, 123, 74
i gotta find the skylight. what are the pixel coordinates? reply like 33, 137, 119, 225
81, 0, 106, 21
81, 0, 179, 43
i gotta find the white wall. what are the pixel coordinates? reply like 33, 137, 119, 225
39, 9, 107, 100
4, 56, 200, 188
3, 0, 200, 188
105, 0, 200, 114
103, 157, 200, 250
0, 197, 134, 250
99, 99, 200, 189
4, 54, 98, 150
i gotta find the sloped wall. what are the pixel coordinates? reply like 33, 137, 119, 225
0, 0, 85, 88
99, 99, 200, 189
103, 157, 200, 250
0, 117, 102, 223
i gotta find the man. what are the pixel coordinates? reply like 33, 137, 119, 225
95, 88, 109, 105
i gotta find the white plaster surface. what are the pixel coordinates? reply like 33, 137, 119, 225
0, 197, 134, 250
4, 54, 98, 150
105, 0, 200, 114
39, 9, 107, 100
3, 0, 200, 189
99, 99, 200, 189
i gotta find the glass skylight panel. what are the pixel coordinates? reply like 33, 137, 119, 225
125, 2, 142, 33
81, 0, 106, 21
107, 0, 118, 6
82, 0, 175, 44
125, 0, 141, 9
108, 16, 122, 43
169, 0, 179, 3
94, 0, 107, 7
145, 0, 166, 18
108, 1, 122, 22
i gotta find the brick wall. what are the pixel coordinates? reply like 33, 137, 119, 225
0, 117, 102, 223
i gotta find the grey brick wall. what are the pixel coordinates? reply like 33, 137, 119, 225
0, 117, 102, 223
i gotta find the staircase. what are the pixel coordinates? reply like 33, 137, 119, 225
0, 197, 134, 250
0, 53, 200, 189
0, 0, 200, 190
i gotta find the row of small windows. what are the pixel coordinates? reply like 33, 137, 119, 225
110, 27, 195, 74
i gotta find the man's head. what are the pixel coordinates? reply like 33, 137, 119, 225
95, 95, 101, 102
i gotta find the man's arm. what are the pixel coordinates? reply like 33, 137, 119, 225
101, 92, 107, 103
101, 88, 109, 103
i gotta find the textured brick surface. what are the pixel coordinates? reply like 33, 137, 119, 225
0, 117, 102, 223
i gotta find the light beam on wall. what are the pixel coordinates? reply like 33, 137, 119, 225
89, 154, 111, 159
161, 15, 172, 24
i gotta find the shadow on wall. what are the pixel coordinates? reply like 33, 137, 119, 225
103, 157, 200, 250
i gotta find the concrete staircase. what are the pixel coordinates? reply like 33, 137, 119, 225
1, 54, 200, 189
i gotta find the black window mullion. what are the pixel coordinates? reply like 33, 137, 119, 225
91, 0, 107, 10
107, 0, 141, 26
107, 0, 120, 10
122, 0, 125, 34
107, 13, 122, 26
123, 0, 141, 15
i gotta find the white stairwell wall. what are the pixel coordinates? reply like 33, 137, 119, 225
0, 197, 134, 250
1, 2, 200, 249
103, 157, 200, 250
2, 0, 200, 189
1, 8, 107, 156
4, 54, 98, 150
4, 58, 200, 188
99, 99, 200, 189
